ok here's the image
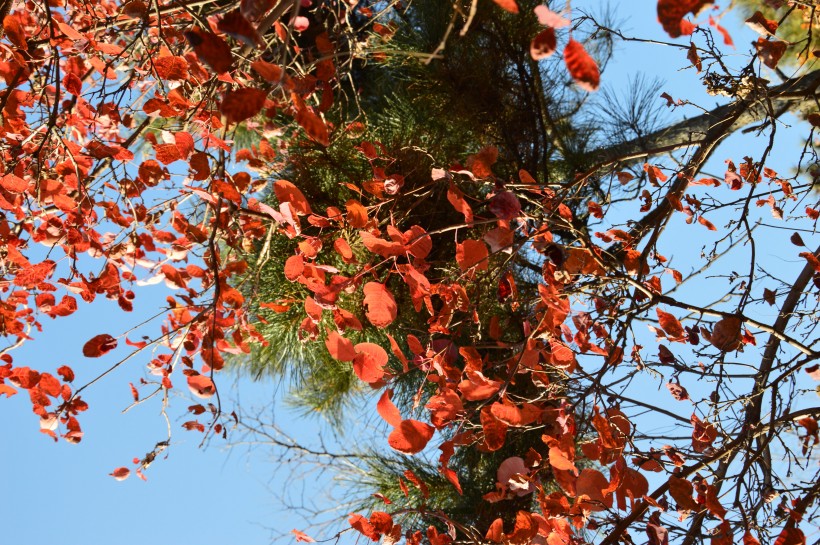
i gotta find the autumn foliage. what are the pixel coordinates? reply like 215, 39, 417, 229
1, 0, 819, 544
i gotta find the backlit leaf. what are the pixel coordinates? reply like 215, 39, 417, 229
388, 420, 435, 454
564, 39, 599, 92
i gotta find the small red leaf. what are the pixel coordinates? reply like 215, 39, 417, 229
657, 0, 711, 38
291, 530, 316, 543
187, 374, 216, 399
656, 308, 684, 339
492, 0, 519, 13
110, 467, 131, 481
531, 28, 557, 60
377, 389, 402, 427
83, 334, 118, 358
564, 39, 600, 92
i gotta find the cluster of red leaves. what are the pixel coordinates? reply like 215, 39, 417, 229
0, 0, 341, 448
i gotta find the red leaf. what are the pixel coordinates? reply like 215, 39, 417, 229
754, 38, 787, 69
447, 182, 473, 223
284, 255, 305, 281
352, 342, 388, 383
0, 384, 17, 398
251, 59, 288, 84
668, 476, 699, 512
708, 15, 733, 47
292, 94, 329, 146
110, 467, 131, 481
388, 419, 435, 454
564, 39, 600, 92
774, 528, 805, 545
489, 191, 522, 220
377, 389, 402, 427
530, 28, 557, 60
1, 174, 27, 194
710, 316, 742, 352
743, 532, 762, 545
82, 334, 118, 358
62, 73, 82, 95
456, 239, 489, 271
349, 514, 379, 541
291, 530, 316, 543
666, 381, 689, 401
698, 215, 717, 231
746, 11, 779, 36
346, 199, 368, 228
360, 231, 404, 257
185, 27, 233, 73
13, 260, 55, 287
218, 9, 264, 48
221, 87, 268, 124
657, 0, 711, 38
363, 282, 397, 328
656, 308, 685, 339
274, 180, 312, 215
56, 365, 74, 382
325, 330, 355, 361
153, 56, 189, 80
333, 238, 355, 262
187, 374, 216, 398
154, 143, 182, 165
492, 0, 519, 13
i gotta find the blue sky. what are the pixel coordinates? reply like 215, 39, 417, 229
2, 2, 816, 545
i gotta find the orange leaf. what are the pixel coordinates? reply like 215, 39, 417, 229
274, 180, 312, 215
492, 0, 519, 13
564, 39, 599, 92
388, 419, 435, 454
186, 374, 216, 399
353, 342, 388, 383
456, 239, 489, 271
377, 389, 402, 427
0, 384, 18, 398
447, 182, 473, 223
346, 199, 368, 228
363, 282, 397, 328
291, 529, 316, 543
325, 330, 355, 361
